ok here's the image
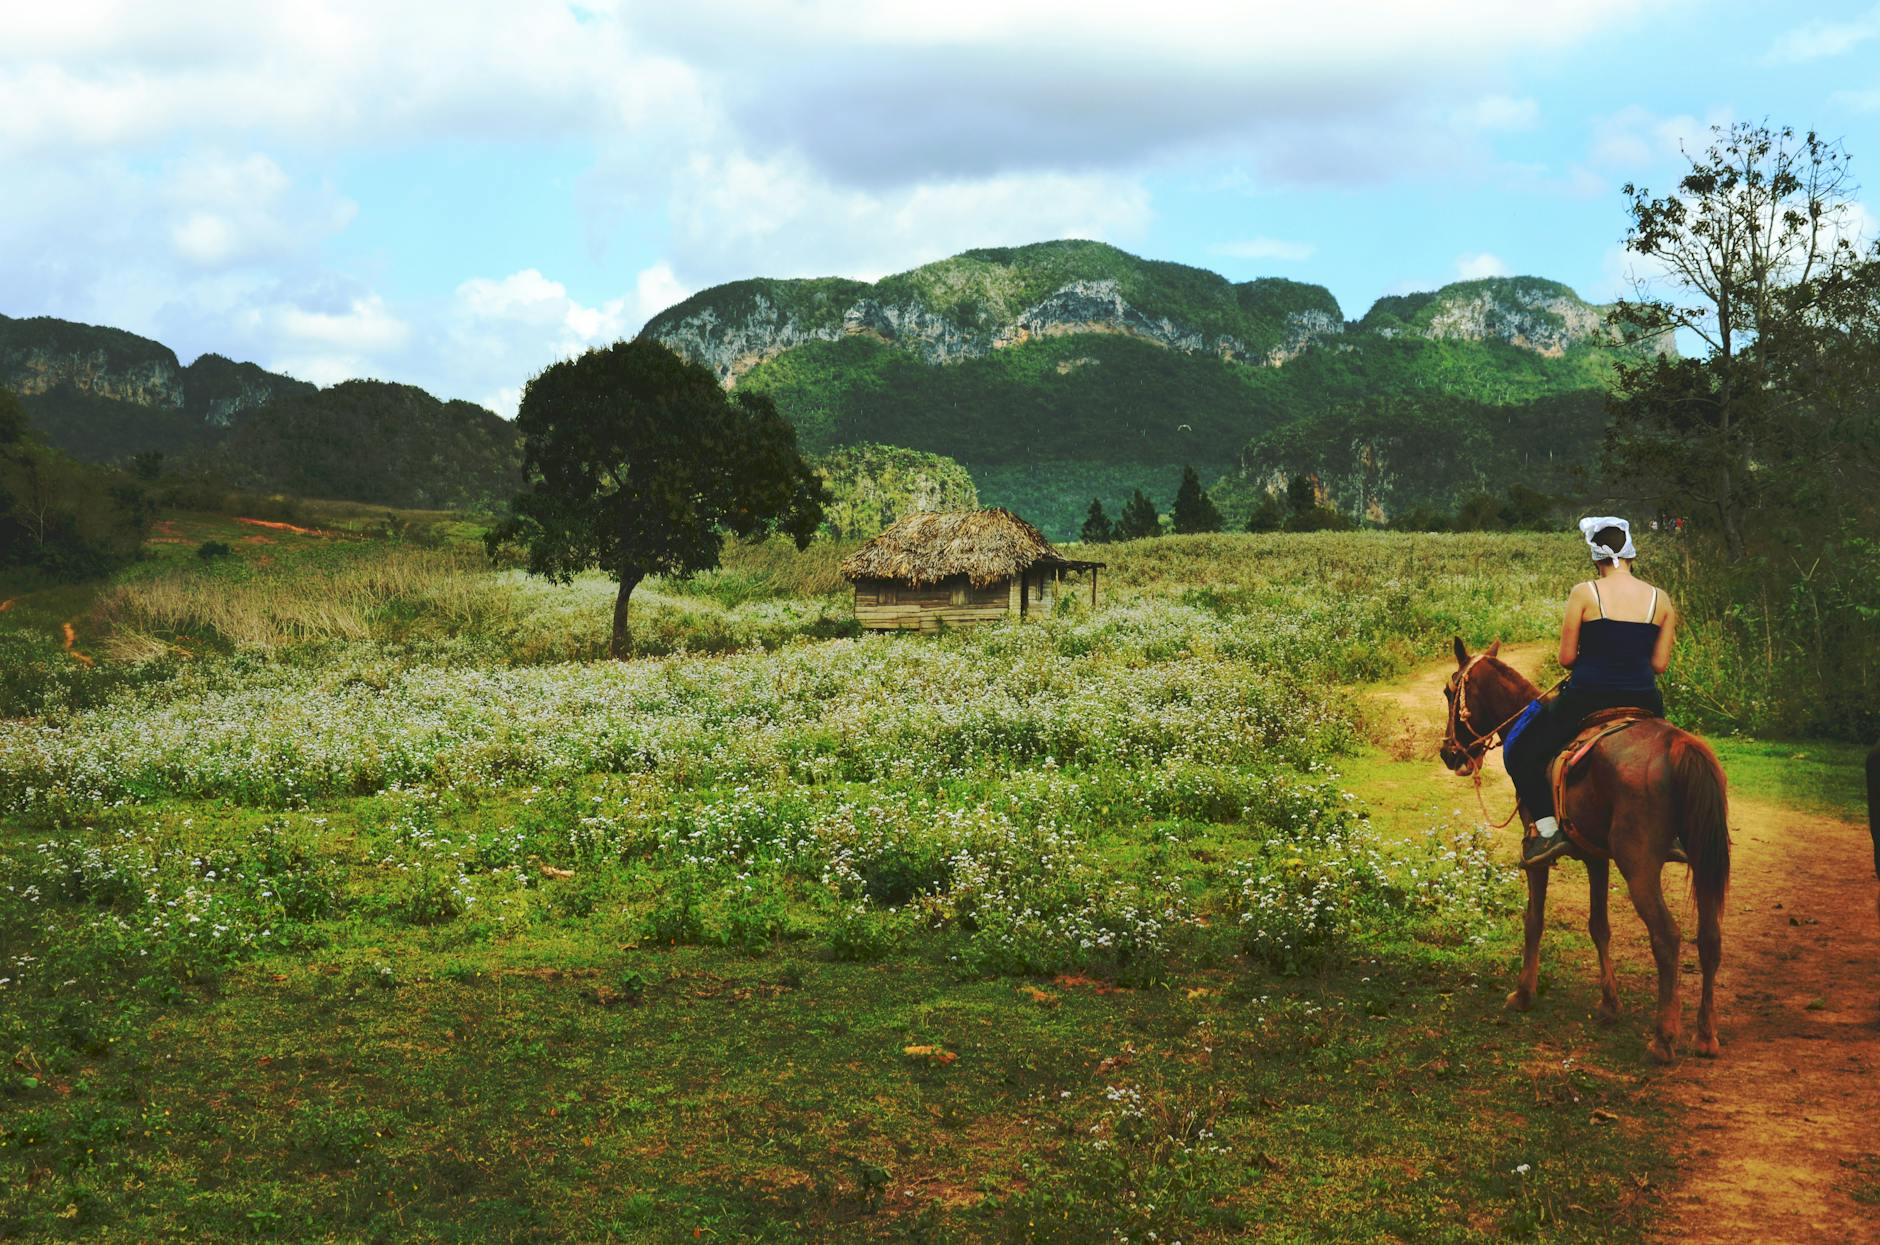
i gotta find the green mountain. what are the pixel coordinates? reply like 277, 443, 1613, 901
641, 242, 1658, 536
211, 381, 521, 510
1, 314, 519, 510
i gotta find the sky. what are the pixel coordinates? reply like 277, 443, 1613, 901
4, 0, 1878, 416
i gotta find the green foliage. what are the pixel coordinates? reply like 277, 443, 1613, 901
1607, 122, 1860, 557
1357, 275, 1588, 336
1243, 494, 1283, 533
1602, 123, 1878, 737
864, 240, 1342, 352
195, 539, 232, 560
1079, 497, 1114, 544
215, 380, 519, 509
1216, 390, 1607, 526
0, 398, 153, 577
641, 276, 871, 350
971, 461, 1224, 541
0, 527, 1682, 1241
490, 341, 826, 657
813, 442, 977, 538
1169, 465, 1222, 534
1115, 489, 1162, 540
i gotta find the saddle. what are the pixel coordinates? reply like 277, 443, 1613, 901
1545, 708, 1688, 864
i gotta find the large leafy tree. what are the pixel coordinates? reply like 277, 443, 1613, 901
1169, 465, 1222, 534
489, 341, 825, 658
1607, 122, 1860, 557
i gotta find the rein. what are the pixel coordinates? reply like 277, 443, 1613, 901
1445, 655, 1566, 830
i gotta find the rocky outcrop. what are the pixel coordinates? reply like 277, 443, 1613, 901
0, 320, 186, 407
1417, 285, 1612, 357
0, 315, 312, 425
1359, 277, 1672, 358
1268, 309, 1344, 365
182, 354, 315, 426
650, 293, 849, 385
646, 274, 1346, 386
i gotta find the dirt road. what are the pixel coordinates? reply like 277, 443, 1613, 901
1361, 644, 1880, 1243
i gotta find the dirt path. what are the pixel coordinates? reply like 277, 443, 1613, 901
1360, 645, 1880, 1243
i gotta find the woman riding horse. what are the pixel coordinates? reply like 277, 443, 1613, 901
1441, 516, 1729, 1062
1505, 517, 1679, 868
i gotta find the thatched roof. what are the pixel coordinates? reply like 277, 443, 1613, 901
840, 509, 1100, 587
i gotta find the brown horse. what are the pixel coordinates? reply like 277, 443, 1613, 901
1440, 639, 1731, 1062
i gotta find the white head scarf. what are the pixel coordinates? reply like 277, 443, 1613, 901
1579, 515, 1636, 563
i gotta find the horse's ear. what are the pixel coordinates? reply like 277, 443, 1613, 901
1453, 636, 1469, 669
1486, 639, 1501, 659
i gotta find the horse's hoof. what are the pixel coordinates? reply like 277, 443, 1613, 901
1648, 1037, 1677, 1065
1505, 989, 1533, 1012
1597, 1001, 1622, 1025
1694, 1034, 1721, 1059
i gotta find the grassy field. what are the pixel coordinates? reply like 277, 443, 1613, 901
0, 519, 1708, 1241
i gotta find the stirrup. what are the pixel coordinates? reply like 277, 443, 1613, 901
1521, 834, 1570, 869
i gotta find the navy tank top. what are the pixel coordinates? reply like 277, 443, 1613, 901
1571, 582, 1660, 694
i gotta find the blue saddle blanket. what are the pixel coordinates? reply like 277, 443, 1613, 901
1501, 700, 1543, 754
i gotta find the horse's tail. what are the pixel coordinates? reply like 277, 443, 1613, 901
1672, 732, 1730, 908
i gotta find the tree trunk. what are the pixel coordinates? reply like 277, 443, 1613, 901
610, 572, 642, 660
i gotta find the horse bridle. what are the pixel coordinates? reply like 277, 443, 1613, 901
1444, 653, 1567, 829
1444, 655, 1560, 777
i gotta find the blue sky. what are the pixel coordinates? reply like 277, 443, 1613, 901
4, 1, 1877, 414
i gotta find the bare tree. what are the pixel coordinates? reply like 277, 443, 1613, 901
1608, 122, 1861, 557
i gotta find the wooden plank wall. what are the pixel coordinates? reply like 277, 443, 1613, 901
854, 575, 1016, 631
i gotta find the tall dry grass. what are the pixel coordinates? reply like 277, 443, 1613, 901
94, 541, 856, 665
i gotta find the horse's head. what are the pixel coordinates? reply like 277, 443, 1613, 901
1440, 636, 1517, 776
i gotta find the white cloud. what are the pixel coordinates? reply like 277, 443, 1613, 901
1455, 252, 1510, 279
162, 152, 355, 269
0, 2, 709, 159
441, 264, 694, 415
630, 263, 690, 325
1766, 5, 1880, 63
1214, 237, 1317, 263
665, 151, 1153, 284
1588, 105, 1730, 173
1834, 87, 1880, 112
1456, 95, 1541, 132
269, 294, 410, 354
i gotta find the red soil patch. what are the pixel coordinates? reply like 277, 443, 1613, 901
61, 620, 94, 667
235, 517, 339, 538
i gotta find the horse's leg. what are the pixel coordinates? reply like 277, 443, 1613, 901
1586, 857, 1621, 1022
1693, 881, 1723, 1058
1624, 863, 1682, 1062
1507, 862, 1550, 1011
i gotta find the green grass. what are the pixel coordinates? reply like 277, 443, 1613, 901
0, 519, 1858, 1241
1707, 737, 1872, 821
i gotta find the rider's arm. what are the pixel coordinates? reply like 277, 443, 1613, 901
1650, 595, 1679, 675
1557, 583, 1589, 669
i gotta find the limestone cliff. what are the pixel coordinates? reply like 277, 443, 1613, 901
0, 314, 310, 425
641, 241, 1346, 386
1357, 276, 1668, 357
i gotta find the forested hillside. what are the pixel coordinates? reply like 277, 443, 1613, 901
644, 241, 1658, 535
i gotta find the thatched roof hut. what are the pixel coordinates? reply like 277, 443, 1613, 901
841, 509, 1103, 630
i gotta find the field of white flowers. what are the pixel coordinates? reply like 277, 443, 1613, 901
6, 530, 1697, 1243
1, 587, 1530, 1008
